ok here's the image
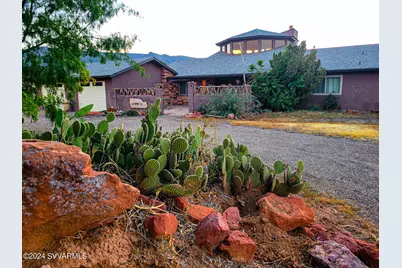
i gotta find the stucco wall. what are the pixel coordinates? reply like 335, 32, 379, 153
305, 71, 379, 111
105, 61, 163, 110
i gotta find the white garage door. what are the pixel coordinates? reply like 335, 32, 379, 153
78, 81, 107, 112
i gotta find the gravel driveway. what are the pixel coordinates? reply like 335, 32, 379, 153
24, 113, 379, 222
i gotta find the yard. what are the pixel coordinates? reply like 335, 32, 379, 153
24, 110, 379, 223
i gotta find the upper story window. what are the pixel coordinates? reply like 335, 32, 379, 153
246, 40, 259, 54
226, 43, 231, 54
261, 40, 273, 52
232, 42, 243, 54
313, 76, 343, 95
275, 40, 286, 48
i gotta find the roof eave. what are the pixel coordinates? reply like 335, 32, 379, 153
216, 35, 295, 46
326, 68, 379, 74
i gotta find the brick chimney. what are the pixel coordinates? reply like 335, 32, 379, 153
281, 25, 298, 42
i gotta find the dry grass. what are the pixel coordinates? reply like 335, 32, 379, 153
230, 120, 379, 140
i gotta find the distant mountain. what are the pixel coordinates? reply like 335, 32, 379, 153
128, 52, 196, 64
82, 51, 195, 65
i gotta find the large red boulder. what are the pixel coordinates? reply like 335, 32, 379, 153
219, 230, 256, 263
195, 212, 230, 254
22, 141, 140, 252
222, 207, 241, 230
257, 193, 315, 231
309, 240, 368, 268
144, 213, 178, 240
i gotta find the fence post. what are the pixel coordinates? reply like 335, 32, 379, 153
187, 81, 196, 113
155, 83, 164, 114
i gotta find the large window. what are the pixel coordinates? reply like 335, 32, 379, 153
221, 46, 226, 53
261, 40, 272, 52
179, 82, 187, 95
246, 40, 258, 54
226, 43, 231, 54
232, 42, 243, 54
274, 40, 286, 48
313, 76, 343, 95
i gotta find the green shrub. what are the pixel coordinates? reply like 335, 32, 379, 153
307, 104, 322, 111
323, 94, 338, 110
198, 88, 258, 117
248, 41, 326, 112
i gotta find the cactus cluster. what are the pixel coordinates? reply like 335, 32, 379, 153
213, 135, 306, 197
214, 134, 277, 194
271, 160, 306, 196
136, 117, 208, 197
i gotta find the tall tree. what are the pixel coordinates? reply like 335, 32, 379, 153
249, 41, 326, 111
22, 0, 143, 120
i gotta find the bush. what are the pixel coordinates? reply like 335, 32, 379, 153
248, 41, 326, 112
198, 88, 259, 117
323, 94, 338, 110
307, 104, 322, 111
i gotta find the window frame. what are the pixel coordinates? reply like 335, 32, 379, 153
179, 82, 187, 96
312, 75, 343, 95
93, 81, 104, 87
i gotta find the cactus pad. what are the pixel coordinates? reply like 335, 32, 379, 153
136, 165, 147, 184
139, 175, 160, 193
157, 155, 167, 173
160, 138, 171, 155
143, 148, 155, 162
97, 120, 109, 135
22, 130, 32, 139
290, 182, 305, 194
158, 184, 193, 197
106, 112, 115, 122
273, 183, 291, 197
113, 131, 124, 148
225, 156, 234, 171
183, 175, 202, 191
232, 176, 243, 192
171, 137, 188, 154
41, 131, 53, 141
144, 159, 160, 177
274, 160, 284, 174
250, 169, 261, 188
250, 156, 263, 171
195, 166, 203, 178
159, 169, 174, 183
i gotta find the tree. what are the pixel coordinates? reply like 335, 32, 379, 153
22, 0, 144, 121
248, 41, 326, 111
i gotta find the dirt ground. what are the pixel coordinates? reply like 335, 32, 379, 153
23, 183, 378, 268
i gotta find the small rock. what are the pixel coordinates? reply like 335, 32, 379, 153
219, 230, 257, 263
309, 240, 368, 268
302, 223, 328, 240
144, 213, 178, 240
261, 217, 269, 223
223, 207, 241, 230
186, 204, 216, 224
257, 193, 315, 231
227, 113, 235, 119
238, 199, 246, 207
174, 197, 190, 211
195, 212, 230, 254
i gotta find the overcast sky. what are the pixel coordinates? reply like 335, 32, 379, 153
99, 0, 379, 58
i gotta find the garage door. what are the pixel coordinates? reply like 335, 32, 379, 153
78, 81, 107, 111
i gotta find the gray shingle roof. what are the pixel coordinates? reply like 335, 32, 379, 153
86, 56, 177, 77
168, 44, 379, 78
216, 28, 293, 46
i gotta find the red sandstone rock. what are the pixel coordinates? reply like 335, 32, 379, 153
174, 197, 190, 210
223, 207, 241, 230
227, 113, 235, 119
195, 212, 230, 254
302, 223, 328, 240
309, 240, 368, 268
174, 197, 215, 224
331, 231, 378, 268
257, 193, 315, 231
144, 213, 178, 240
219, 230, 256, 263
22, 141, 140, 252
137, 195, 167, 210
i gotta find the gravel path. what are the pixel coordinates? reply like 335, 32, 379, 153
25, 114, 379, 222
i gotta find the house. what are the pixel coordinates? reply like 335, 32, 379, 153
168, 26, 379, 111
42, 57, 178, 112
51, 26, 378, 112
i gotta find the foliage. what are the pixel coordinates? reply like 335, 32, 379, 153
212, 134, 306, 196
307, 104, 322, 111
198, 88, 259, 117
323, 94, 339, 110
248, 42, 326, 111
22, 0, 144, 121
23, 98, 210, 197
